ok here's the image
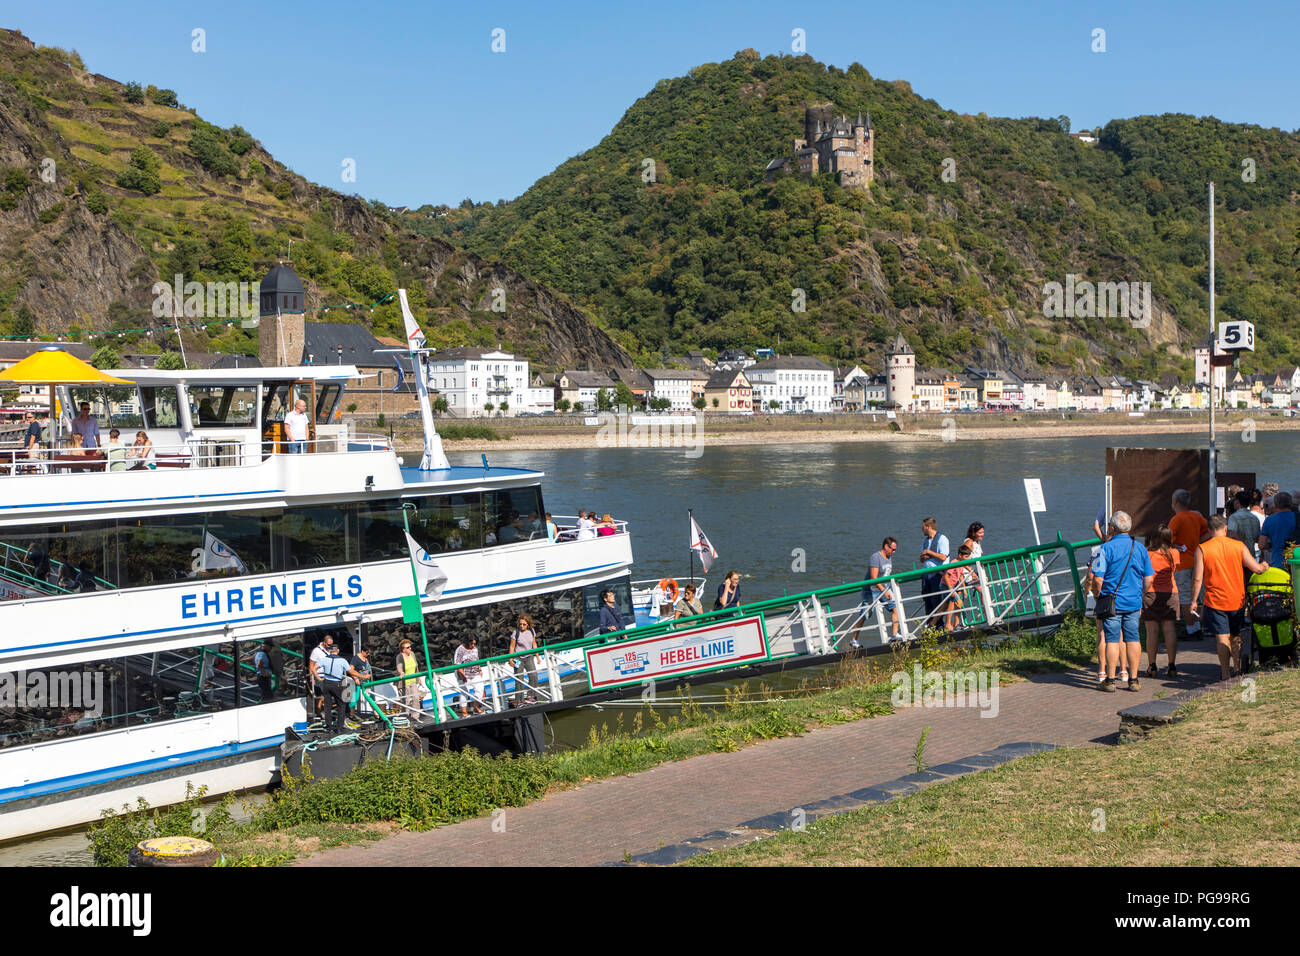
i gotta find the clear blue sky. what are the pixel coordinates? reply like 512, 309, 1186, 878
11, 0, 1299, 207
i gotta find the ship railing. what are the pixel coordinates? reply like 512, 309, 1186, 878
551, 515, 630, 541
0, 433, 395, 475
355, 534, 1096, 734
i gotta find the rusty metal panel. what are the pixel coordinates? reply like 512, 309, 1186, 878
1105, 447, 1209, 536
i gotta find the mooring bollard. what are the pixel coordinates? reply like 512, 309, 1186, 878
128, 836, 222, 867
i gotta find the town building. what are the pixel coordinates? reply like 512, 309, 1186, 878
703, 368, 754, 414
555, 371, 616, 410
643, 368, 711, 410
746, 355, 834, 412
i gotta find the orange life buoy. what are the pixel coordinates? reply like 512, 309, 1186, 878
657, 578, 680, 604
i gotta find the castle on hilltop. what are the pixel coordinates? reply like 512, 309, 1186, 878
766, 105, 875, 189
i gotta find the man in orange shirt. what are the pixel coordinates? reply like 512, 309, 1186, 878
1190, 514, 1268, 680
1169, 489, 1209, 637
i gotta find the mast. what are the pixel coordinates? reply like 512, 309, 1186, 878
397, 289, 450, 471
1208, 183, 1216, 511
688, 508, 696, 587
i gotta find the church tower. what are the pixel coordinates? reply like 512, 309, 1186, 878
886, 333, 914, 410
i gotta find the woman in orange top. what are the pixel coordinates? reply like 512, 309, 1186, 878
1141, 525, 1180, 678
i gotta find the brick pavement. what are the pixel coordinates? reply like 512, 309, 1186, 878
299, 645, 1225, 867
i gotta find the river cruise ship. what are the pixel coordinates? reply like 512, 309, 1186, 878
0, 318, 635, 840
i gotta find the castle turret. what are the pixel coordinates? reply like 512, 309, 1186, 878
258, 264, 307, 368
886, 333, 915, 410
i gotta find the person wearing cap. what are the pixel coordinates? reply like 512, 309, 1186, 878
308, 634, 335, 720
317, 644, 350, 734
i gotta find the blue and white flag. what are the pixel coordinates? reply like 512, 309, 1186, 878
406, 531, 448, 598
202, 532, 246, 574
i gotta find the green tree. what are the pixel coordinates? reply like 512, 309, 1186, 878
556, 398, 571, 412
498, 400, 509, 413
433, 397, 448, 414
150, 87, 178, 107
89, 346, 121, 369
614, 381, 636, 409
123, 81, 144, 103
116, 145, 161, 195
155, 351, 185, 371
595, 387, 612, 411
484, 402, 494, 413
11, 304, 35, 337
189, 122, 239, 177
692, 395, 706, 409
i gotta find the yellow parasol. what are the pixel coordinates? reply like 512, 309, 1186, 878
0, 347, 133, 445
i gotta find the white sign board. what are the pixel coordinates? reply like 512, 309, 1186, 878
585, 615, 769, 690
1218, 320, 1255, 352
1023, 478, 1047, 513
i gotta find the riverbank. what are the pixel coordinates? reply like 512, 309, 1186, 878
689, 665, 1300, 866
377, 411, 1300, 454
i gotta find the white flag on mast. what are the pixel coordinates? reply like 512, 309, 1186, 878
405, 531, 449, 598
690, 515, 717, 572
202, 531, 246, 574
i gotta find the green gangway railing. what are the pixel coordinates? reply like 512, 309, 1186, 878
354, 532, 1099, 736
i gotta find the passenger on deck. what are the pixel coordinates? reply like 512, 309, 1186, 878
444, 528, 464, 550
962, 522, 985, 560
22, 411, 41, 457
70, 402, 101, 450
674, 584, 703, 618
253, 639, 279, 702
454, 635, 484, 716
714, 570, 741, 610
396, 639, 423, 715
106, 428, 127, 472
576, 510, 597, 540
544, 512, 557, 542
128, 431, 156, 470
598, 588, 626, 634
597, 514, 618, 536
68, 433, 89, 456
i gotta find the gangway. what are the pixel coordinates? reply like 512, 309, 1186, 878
351, 533, 1097, 755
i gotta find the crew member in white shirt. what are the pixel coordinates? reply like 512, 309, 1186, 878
284, 399, 311, 454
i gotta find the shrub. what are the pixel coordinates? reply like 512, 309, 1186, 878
86, 784, 234, 867
150, 120, 170, 139
123, 81, 144, 104
150, 87, 178, 107
251, 750, 552, 830
189, 122, 239, 176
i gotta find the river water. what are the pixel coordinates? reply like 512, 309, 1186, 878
4, 429, 1293, 865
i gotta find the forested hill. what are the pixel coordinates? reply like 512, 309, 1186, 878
420, 50, 1300, 378
0, 29, 629, 368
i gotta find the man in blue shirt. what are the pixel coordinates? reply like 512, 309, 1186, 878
919, 518, 950, 619
1258, 491, 1297, 567
1090, 511, 1154, 692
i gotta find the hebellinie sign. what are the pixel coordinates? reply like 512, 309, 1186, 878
585, 615, 770, 690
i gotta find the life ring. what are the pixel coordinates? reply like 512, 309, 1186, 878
657, 578, 680, 603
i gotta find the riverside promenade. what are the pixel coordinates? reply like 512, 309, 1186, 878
299, 646, 1225, 867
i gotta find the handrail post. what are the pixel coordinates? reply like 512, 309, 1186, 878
975, 561, 996, 626
1061, 532, 1085, 612
891, 580, 910, 641
544, 650, 563, 701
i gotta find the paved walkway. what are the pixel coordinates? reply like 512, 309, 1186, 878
300, 645, 1226, 867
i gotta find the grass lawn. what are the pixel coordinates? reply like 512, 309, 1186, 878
686, 667, 1300, 866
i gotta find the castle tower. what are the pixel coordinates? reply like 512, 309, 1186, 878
855, 111, 875, 186
886, 332, 914, 410
258, 263, 307, 368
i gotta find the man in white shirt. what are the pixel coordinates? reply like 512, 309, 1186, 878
576, 510, 597, 540
284, 399, 310, 454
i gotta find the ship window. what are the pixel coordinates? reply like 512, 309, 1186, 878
67, 386, 144, 430
187, 385, 258, 427
118, 512, 206, 588
407, 492, 482, 552
315, 384, 342, 425
357, 498, 408, 561
484, 487, 545, 546
139, 386, 181, 429
281, 505, 351, 569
